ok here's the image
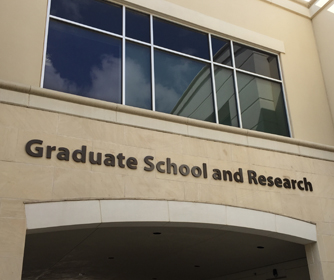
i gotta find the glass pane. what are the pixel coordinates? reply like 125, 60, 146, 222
125, 41, 151, 109
237, 72, 289, 136
234, 43, 280, 79
50, 0, 122, 34
126, 9, 150, 43
214, 66, 238, 126
212, 36, 232, 66
153, 18, 210, 60
154, 50, 215, 122
44, 20, 122, 103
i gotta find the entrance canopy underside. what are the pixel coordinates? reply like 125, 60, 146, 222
22, 200, 316, 279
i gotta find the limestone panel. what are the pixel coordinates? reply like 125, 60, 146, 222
0, 161, 53, 200
280, 193, 303, 220
300, 196, 325, 223
184, 182, 200, 202
235, 188, 255, 209
57, 114, 124, 144
0, 125, 18, 162
316, 222, 334, 236
268, 192, 283, 215
322, 199, 334, 223
0, 104, 58, 134
124, 175, 185, 201
187, 125, 248, 145
247, 148, 280, 169
116, 111, 187, 135
198, 184, 237, 205
231, 144, 249, 164
322, 235, 334, 262
203, 140, 231, 161
247, 136, 299, 155
0, 0, 47, 86
0, 88, 29, 106
251, 190, 273, 213
124, 126, 183, 153
311, 158, 334, 177
29, 95, 117, 123
89, 172, 125, 199
322, 261, 334, 280
0, 200, 25, 219
52, 167, 92, 200
181, 137, 212, 158
0, 256, 24, 280
0, 218, 25, 257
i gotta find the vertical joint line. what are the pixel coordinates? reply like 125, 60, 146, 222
208, 34, 219, 124
230, 41, 243, 128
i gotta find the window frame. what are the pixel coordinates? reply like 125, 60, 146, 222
41, 0, 292, 137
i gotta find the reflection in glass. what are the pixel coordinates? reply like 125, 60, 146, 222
234, 43, 280, 79
50, 0, 122, 34
237, 72, 289, 136
125, 41, 151, 109
212, 36, 232, 66
214, 66, 238, 126
153, 18, 210, 60
154, 50, 215, 122
126, 9, 150, 43
44, 20, 122, 103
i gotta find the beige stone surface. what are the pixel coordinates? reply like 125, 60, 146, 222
280, 193, 303, 219
0, 125, 18, 162
235, 188, 255, 209
322, 235, 334, 262
311, 159, 334, 177
203, 140, 231, 161
316, 222, 334, 236
322, 261, 334, 280
0, 103, 58, 134
300, 196, 324, 223
0, 0, 47, 86
89, 172, 125, 199
124, 126, 183, 153
187, 125, 248, 146
183, 182, 200, 202
116, 111, 188, 135
124, 176, 185, 200
312, 0, 334, 131
268, 192, 283, 215
29, 95, 118, 123
57, 114, 124, 143
198, 184, 237, 206
0, 161, 53, 200
0, 218, 25, 257
0, 256, 24, 280
0, 88, 29, 106
52, 167, 92, 200
231, 145, 249, 164
0, 200, 25, 219
322, 199, 334, 223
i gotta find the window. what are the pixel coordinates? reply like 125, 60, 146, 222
43, 0, 290, 137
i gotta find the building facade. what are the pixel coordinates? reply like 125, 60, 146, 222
1, 0, 334, 279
